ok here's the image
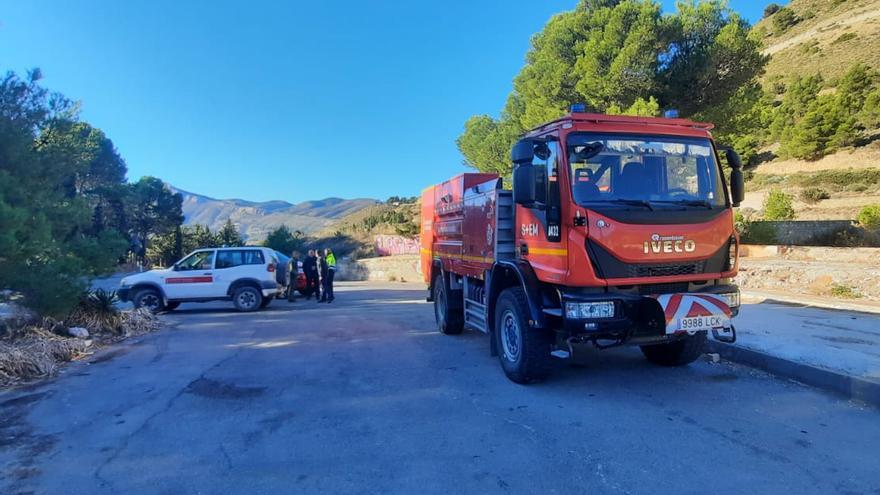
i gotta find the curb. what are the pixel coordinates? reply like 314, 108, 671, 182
706, 340, 880, 408
741, 290, 880, 315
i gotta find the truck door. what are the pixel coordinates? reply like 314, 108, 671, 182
517, 137, 568, 282
164, 250, 217, 300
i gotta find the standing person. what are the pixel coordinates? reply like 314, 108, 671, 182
287, 251, 300, 302
319, 250, 329, 302
303, 249, 320, 301
323, 248, 336, 303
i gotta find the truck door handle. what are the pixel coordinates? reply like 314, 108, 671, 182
202, 272, 212, 276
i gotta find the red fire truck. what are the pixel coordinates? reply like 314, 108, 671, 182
421, 108, 745, 383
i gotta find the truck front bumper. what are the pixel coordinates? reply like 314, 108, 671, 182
559, 285, 740, 343
117, 287, 131, 302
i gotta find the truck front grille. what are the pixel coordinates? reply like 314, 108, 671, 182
638, 282, 689, 295
627, 261, 705, 278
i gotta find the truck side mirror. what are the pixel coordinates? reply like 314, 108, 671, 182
511, 138, 535, 165
512, 138, 548, 207
513, 165, 537, 205
513, 164, 548, 207
725, 149, 745, 207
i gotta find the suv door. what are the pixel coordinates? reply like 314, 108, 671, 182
164, 250, 217, 300
213, 249, 268, 296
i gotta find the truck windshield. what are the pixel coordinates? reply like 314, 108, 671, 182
567, 133, 726, 209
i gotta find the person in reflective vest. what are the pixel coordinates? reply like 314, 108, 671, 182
321, 248, 336, 303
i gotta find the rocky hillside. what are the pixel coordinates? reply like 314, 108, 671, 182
755, 0, 880, 83
743, 0, 880, 221
169, 185, 378, 242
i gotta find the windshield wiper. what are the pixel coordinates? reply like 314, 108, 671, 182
653, 199, 713, 209
606, 199, 654, 211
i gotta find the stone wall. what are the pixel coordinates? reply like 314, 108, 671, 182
740, 220, 880, 247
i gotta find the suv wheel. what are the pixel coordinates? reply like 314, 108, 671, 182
133, 288, 164, 313
233, 286, 262, 312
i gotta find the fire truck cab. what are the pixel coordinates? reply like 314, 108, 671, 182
421, 108, 745, 383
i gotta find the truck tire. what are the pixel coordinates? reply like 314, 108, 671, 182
132, 288, 164, 313
233, 286, 263, 312
494, 287, 552, 384
640, 332, 707, 366
433, 277, 463, 335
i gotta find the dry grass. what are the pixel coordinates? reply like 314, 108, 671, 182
753, 143, 880, 175
0, 309, 161, 386
0, 325, 90, 385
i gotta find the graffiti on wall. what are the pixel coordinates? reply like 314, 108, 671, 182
375, 235, 419, 256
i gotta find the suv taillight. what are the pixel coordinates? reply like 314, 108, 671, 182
267, 262, 276, 272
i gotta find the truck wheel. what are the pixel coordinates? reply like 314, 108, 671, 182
132, 288, 164, 313
164, 302, 181, 312
494, 287, 552, 384
233, 286, 262, 312
433, 277, 463, 335
640, 332, 707, 366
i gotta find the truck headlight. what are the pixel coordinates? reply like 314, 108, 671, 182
727, 237, 737, 270
719, 291, 740, 309
565, 301, 615, 319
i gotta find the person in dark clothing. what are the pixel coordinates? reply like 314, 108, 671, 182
287, 251, 300, 302
319, 250, 329, 302
303, 249, 320, 301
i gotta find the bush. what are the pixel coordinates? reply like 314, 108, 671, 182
66, 289, 122, 334
832, 32, 857, 45
773, 8, 799, 32
858, 204, 880, 230
763, 3, 781, 18
830, 284, 860, 299
763, 190, 796, 220
740, 221, 777, 244
799, 187, 830, 204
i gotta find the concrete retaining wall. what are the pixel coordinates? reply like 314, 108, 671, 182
337, 255, 422, 283
740, 245, 880, 264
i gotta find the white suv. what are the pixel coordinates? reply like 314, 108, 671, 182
118, 247, 281, 312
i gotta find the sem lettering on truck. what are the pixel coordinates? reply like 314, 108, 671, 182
643, 233, 696, 254
521, 223, 540, 237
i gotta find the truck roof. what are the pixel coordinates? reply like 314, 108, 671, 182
527, 112, 715, 138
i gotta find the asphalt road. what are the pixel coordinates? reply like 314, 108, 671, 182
2, 282, 879, 494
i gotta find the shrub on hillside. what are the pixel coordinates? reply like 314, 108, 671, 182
773, 8, 799, 32
858, 205, 880, 230
763, 190, 796, 220
799, 187, 830, 204
763, 3, 781, 18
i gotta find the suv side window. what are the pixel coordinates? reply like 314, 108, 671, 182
216, 250, 265, 269
177, 251, 215, 271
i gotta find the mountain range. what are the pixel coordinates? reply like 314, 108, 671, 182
168, 185, 379, 241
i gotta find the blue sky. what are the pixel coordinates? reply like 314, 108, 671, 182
1, 1, 769, 203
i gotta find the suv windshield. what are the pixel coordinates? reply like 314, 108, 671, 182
567, 133, 726, 209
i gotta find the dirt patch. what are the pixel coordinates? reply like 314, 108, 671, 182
737, 258, 880, 301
